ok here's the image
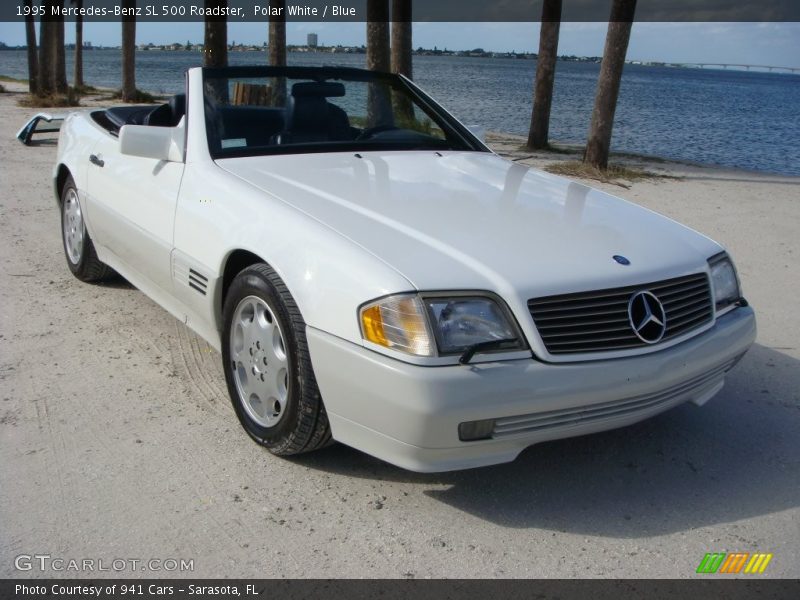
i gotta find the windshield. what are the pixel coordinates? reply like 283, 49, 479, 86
202, 67, 484, 159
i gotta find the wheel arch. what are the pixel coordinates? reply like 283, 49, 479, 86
200, 200, 416, 346
218, 249, 273, 330
55, 164, 72, 205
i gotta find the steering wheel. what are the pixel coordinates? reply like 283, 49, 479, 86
356, 124, 399, 141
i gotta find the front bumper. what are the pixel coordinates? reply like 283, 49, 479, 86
307, 306, 756, 472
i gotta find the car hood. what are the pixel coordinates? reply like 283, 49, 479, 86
217, 151, 722, 299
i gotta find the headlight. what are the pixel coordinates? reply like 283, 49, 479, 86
360, 293, 525, 360
709, 253, 741, 312
423, 297, 521, 354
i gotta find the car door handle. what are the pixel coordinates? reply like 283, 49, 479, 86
89, 154, 105, 168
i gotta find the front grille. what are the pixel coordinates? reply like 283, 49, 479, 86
528, 273, 713, 355
491, 357, 738, 439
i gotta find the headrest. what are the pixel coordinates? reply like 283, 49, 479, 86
143, 103, 172, 127
169, 93, 186, 125
288, 94, 331, 133
291, 82, 346, 98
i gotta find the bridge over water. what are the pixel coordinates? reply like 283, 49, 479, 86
669, 63, 799, 74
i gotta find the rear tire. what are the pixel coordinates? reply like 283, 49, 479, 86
61, 176, 112, 283
222, 263, 332, 456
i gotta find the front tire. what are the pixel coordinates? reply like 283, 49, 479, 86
222, 263, 332, 456
61, 176, 112, 282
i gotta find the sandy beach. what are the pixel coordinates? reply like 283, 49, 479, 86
1, 81, 799, 578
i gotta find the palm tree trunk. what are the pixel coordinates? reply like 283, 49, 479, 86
366, 0, 390, 126
74, 0, 84, 90
268, 0, 287, 105
366, 0, 390, 73
24, 0, 39, 95
268, 0, 287, 66
203, 1, 228, 103
583, 0, 637, 170
390, 0, 413, 121
121, 0, 137, 102
203, 1, 228, 68
38, 11, 55, 96
527, 0, 562, 150
390, 0, 412, 78
53, 5, 68, 94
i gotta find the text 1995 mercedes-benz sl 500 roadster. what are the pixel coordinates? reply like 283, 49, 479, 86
53, 66, 756, 471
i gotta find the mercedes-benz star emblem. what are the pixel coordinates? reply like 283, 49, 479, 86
627, 291, 667, 344
613, 255, 631, 266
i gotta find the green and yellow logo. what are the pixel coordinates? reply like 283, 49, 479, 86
696, 552, 773, 574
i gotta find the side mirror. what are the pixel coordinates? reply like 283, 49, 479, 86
119, 123, 184, 162
467, 125, 486, 143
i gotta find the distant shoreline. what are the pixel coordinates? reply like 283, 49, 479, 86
0, 47, 797, 75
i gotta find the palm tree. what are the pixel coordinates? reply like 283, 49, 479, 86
23, 0, 39, 95
366, 0, 390, 125
53, 5, 69, 94
38, 7, 56, 96
366, 0, 390, 73
268, 0, 287, 67
390, 0, 412, 78
527, 0, 562, 149
392, 0, 414, 122
121, 0, 137, 102
583, 0, 637, 169
268, 0, 286, 105
202, 1, 229, 103
203, 1, 228, 68
390, 0, 413, 120
37, 0, 67, 96
72, 0, 84, 90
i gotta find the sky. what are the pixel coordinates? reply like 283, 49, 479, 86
0, 21, 799, 68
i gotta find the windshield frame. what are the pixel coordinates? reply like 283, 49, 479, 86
201, 65, 490, 160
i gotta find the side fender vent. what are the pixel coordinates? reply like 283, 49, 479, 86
189, 269, 208, 296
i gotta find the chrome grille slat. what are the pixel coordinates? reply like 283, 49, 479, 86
661, 289, 709, 307
544, 342, 645, 353
530, 298, 629, 313
529, 274, 704, 304
534, 309, 628, 322
530, 292, 631, 306
538, 317, 630, 331
650, 280, 708, 296
529, 273, 713, 355
541, 325, 633, 339
668, 303, 712, 323
668, 312, 713, 333
547, 333, 639, 346
670, 304, 713, 324
529, 288, 634, 303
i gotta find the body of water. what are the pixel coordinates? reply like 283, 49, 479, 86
1, 49, 798, 175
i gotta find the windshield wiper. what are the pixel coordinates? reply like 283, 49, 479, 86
459, 339, 520, 365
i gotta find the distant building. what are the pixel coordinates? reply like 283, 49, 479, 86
307, 33, 318, 48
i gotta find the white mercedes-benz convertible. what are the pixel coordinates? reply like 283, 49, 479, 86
53, 66, 756, 471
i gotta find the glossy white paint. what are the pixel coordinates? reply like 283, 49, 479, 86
53, 67, 756, 471
308, 307, 755, 472
119, 122, 185, 163
53, 111, 97, 199
217, 150, 724, 361
88, 125, 185, 293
